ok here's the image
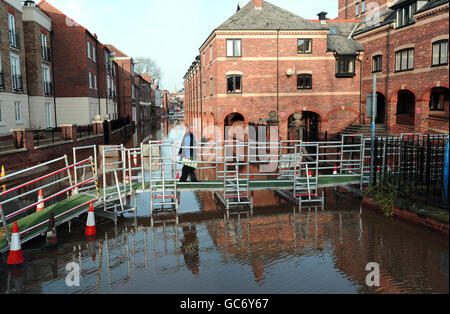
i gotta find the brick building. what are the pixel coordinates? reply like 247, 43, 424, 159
22, 0, 54, 129
0, 0, 29, 136
184, 0, 364, 141
354, 0, 449, 134
38, 0, 120, 126
136, 73, 153, 127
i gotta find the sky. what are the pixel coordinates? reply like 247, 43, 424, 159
45, 0, 338, 92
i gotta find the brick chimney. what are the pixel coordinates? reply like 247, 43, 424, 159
253, 0, 263, 9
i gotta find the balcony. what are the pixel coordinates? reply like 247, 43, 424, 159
42, 47, 51, 62
12, 75, 23, 93
43, 81, 52, 96
9, 29, 21, 50
0, 71, 4, 91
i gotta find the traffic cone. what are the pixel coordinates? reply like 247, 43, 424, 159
36, 189, 45, 213
308, 170, 313, 177
7, 222, 25, 266
86, 236, 97, 262
125, 174, 130, 184
176, 169, 180, 181
333, 165, 338, 175
85, 203, 96, 237
133, 153, 138, 167
0, 165, 5, 178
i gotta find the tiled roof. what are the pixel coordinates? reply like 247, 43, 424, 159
217, 0, 323, 30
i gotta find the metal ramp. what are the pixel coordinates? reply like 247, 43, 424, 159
293, 143, 324, 207
216, 141, 253, 214
148, 141, 179, 218
100, 145, 134, 223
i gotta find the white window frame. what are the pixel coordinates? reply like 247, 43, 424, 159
41, 33, 48, 60
8, 13, 16, 47
89, 72, 93, 89
45, 102, 52, 128
94, 74, 97, 90
14, 102, 21, 122
87, 41, 91, 59
92, 46, 96, 62
227, 39, 242, 57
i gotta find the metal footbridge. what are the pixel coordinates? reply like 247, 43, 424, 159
1, 133, 396, 254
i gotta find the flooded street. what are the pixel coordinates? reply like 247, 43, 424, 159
0, 119, 448, 294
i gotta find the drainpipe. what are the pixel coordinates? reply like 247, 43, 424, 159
357, 53, 363, 124
50, 30, 57, 127
95, 41, 101, 118
385, 26, 392, 129
276, 29, 280, 122
345, 0, 349, 19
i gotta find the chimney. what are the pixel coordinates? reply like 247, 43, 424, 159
253, 0, 263, 10
318, 11, 328, 24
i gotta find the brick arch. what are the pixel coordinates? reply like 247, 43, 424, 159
282, 108, 323, 124
389, 86, 418, 103
420, 84, 450, 102
221, 111, 248, 125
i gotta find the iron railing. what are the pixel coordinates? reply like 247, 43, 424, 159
12, 75, 23, 92
77, 124, 94, 139
110, 116, 130, 131
371, 134, 449, 209
9, 29, 20, 50
34, 127, 66, 147
0, 136, 18, 152
43, 81, 52, 96
0, 71, 4, 91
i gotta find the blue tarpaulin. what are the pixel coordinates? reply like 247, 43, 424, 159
444, 137, 449, 202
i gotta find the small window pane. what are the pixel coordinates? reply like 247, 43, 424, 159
235, 76, 241, 92
234, 40, 241, 57
440, 41, 448, 65
227, 40, 234, 57
433, 44, 440, 65
227, 76, 234, 93
408, 50, 414, 69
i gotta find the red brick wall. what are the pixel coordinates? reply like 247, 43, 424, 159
186, 30, 362, 140
356, 4, 449, 134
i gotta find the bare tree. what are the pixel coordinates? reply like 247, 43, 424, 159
134, 56, 163, 82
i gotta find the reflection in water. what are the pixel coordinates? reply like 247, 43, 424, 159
1, 192, 447, 294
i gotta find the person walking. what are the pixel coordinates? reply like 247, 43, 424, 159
179, 126, 199, 182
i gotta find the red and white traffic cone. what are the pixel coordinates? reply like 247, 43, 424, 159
133, 152, 138, 167
87, 236, 97, 262
85, 203, 96, 237
7, 222, 25, 266
176, 169, 180, 181
36, 189, 45, 213
333, 165, 338, 175
308, 170, 313, 177
125, 174, 130, 184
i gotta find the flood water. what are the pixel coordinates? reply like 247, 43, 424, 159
0, 119, 448, 294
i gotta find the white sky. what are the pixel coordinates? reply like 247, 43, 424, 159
45, 0, 338, 92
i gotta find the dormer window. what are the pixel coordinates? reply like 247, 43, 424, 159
397, 1, 417, 28
336, 55, 356, 78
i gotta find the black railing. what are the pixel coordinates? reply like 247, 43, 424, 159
12, 75, 23, 92
77, 124, 94, 139
371, 134, 449, 209
110, 116, 130, 131
0, 71, 4, 90
34, 127, 65, 147
42, 47, 51, 62
0, 136, 19, 152
43, 81, 52, 96
9, 30, 20, 50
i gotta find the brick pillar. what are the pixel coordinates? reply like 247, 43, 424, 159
62, 125, 78, 143
93, 121, 104, 135
415, 100, 430, 134
12, 129, 35, 150
386, 101, 398, 134
279, 121, 288, 141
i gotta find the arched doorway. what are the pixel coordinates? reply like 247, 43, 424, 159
288, 111, 321, 141
224, 113, 246, 141
396, 90, 416, 126
376, 92, 386, 124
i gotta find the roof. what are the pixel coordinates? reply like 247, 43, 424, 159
217, 0, 324, 30
105, 44, 129, 58
415, 0, 449, 13
140, 74, 152, 84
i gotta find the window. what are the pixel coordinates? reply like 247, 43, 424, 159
89, 72, 93, 89
372, 55, 382, 72
92, 46, 96, 62
397, 91, 415, 114
226, 39, 242, 57
210, 44, 213, 64
45, 103, 52, 128
298, 39, 312, 54
15, 102, 21, 122
429, 88, 449, 111
87, 42, 91, 59
297, 74, 312, 90
94, 74, 97, 90
432, 40, 448, 66
336, 55, 356, 77
397, 2, 416, 28
8, 12, 17, 48
0, 52, 3, 90
362, 0, 366, 13
356, 2, 360, 16
10, 53, 21, 91
203, 80, 206, 97
42, 65, 51, 95
227, 75, 242, 93
395, 48, 414, 72
0, 102, 2, 122
210, 77, 213, 96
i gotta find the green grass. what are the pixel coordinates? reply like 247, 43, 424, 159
0, 194, 96, 252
